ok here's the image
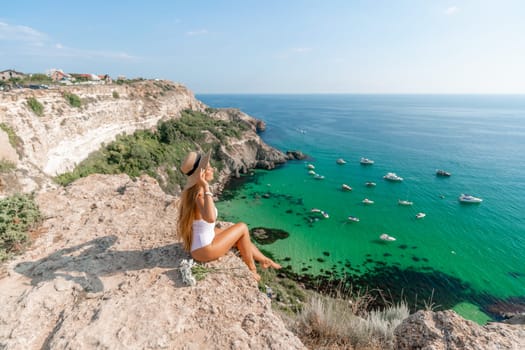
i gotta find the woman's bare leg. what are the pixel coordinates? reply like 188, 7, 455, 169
245, 242, 282, 269
192, 222, 260, 280
216, 225, 281, 269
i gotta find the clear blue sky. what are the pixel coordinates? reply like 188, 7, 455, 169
1, 0, 524, 94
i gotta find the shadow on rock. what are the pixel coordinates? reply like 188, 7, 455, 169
15, 235, 187, 292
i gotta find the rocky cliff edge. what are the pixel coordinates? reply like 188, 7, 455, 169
0, 174, 305, 349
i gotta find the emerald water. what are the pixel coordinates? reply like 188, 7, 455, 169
198, 94, 525, 323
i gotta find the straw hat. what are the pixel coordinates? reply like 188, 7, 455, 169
180, 150, 211, 189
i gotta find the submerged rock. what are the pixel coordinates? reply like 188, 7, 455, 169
251, 227, 290, 244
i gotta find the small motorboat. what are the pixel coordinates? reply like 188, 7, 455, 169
415, 212, 426, 219
360, 157, 374, 165
380, 233, 396, 241
348, 216, 360, 222
398, 199, 413, 206
458, 194, 483, 203
307, 164, 315, 170
365, 182, 377, 187
313, 174, 325, 180
436, 169, 451, 177
341, 184, 352, 191
311, 208, 329, 219
383, 172, 403, 181
336, 158, 347, 165
362, 198, 374, 205
308, 170, 316, 175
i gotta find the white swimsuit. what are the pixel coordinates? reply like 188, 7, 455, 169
190, 208, 217, 252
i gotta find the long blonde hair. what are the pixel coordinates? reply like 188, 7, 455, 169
177, 184, 201, 252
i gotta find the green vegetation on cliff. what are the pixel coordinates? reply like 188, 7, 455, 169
55, 109, 249, 193
0, 160, 15, 173
0, 123, 21, 149
0, 193, 42, 261
63, 92, 82, 108
27, 97, 44, 116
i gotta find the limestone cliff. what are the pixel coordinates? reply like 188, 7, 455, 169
0, 81, 286, 197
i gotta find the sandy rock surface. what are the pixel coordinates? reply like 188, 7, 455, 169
0, 174, 304, 349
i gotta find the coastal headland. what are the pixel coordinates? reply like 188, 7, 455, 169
1, 80, 524, 349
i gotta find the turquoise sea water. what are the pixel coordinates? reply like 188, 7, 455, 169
198, 94, 525, 323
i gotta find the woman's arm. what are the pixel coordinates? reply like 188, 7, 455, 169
195, 169, 217, 223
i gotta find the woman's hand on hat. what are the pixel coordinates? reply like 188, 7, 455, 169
197, 168, 209, 188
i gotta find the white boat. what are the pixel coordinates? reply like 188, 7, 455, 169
398, 199, 413, 206
336, 158, 347, 165
380, 233, 396, 241
415, 212, 426, 219
307, 164, 315, 170
308, 170, 316, 175
341, 184, 352, 191
383, 172, 403, 181
458, 194, 483, 203
348, 216, 360, 222
360, 157, 374, 165
365, 182, 377, 187
362, 198, 374, 205
313, 174, 325, 180
311, 208, 329, 219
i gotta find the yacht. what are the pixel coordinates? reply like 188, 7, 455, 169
336, 158, 347, 165
362, 198, 374, 205
313, 174, 325, 180
341, 184, 352, 191
360, 157, 375, 165
415, 212, 426, 219
307, 164, 315, 170
311, 208, 329, 219
365, 182, 377, 187
383, 172, 403, 181
398, 199, 413, 206
458, 194, 483, 203
380, 233, 396, 241
348, 216, 360, 222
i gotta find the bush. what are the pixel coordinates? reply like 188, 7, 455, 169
294, 294, 409, 349
0, 193, 41, 261
112, 91, 120, 99
0, 123, 21, 149
27, 97, 44, 116
63, 92, 82, 108
0, 160, 15, 173
26, 73, 53, 84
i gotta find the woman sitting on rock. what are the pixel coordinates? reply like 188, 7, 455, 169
177, 150, 281, 281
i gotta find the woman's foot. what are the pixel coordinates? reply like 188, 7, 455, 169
262, 258, 282, 270
250, 268, 261, 281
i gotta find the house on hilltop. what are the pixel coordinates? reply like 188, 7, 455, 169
47, 68, 72, 82
0, 69, 25, 81
98, 74, 112, 84
69, 73, 111, 84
